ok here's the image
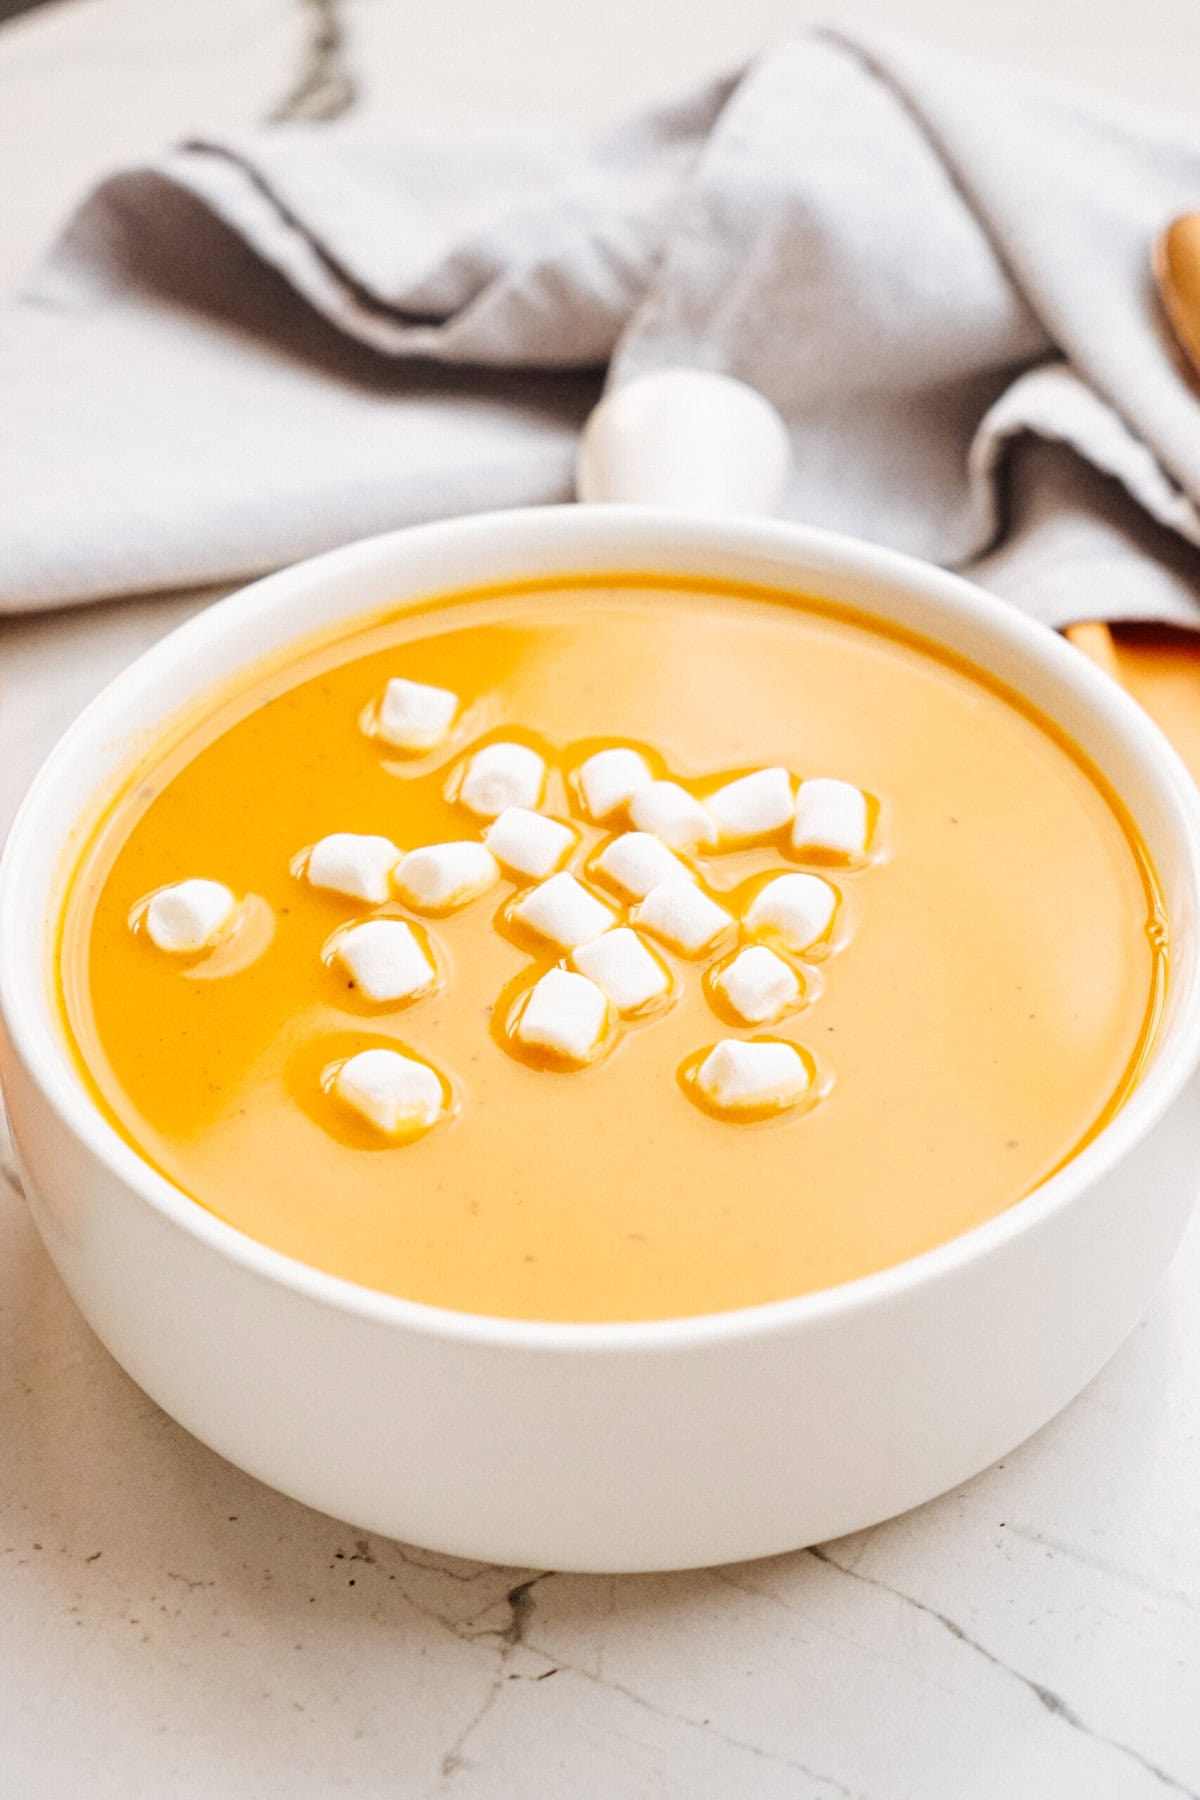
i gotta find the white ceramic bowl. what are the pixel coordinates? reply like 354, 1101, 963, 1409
4, 380, 1200, 1573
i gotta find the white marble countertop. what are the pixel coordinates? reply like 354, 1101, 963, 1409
2, 2, 1199, 1794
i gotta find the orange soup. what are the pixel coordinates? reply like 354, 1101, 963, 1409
59, 576, 1164, 1322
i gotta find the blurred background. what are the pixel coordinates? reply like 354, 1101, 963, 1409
3, 0, 1198, 303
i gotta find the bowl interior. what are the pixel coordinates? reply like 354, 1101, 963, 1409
4, 504, 1200, 1337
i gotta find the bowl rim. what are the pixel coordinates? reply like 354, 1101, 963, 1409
5, 502, 1200, 1354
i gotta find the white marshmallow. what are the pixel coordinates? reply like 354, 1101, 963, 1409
593, 831, 692, 900
707, 767, 794, 844
571, 927, 670, 1014
330, 920, 437, 1004
393, 842, 499, 913
576, 747, 654, 822
376, 677, 459, 753
634, 877, 733, 957
511, 871, 616, 950
144, 879, 236, 953
457, 742, 546, 817
304, 833, 401, 903
628, 781, 716, 850
744, 873, 838, 952
711, 945, 800, 1025
331, 1048, 446, 1136
515, 968, 609, 1064
694, 1039, 811, 1116
792, 778, 870, 860
484, 807, 575, 880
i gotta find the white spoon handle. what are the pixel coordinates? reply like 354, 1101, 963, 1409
576, 367, 792, 517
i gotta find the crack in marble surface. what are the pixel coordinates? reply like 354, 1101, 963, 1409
516, 1642, 865, 1798
392, 1542, 505, 1586
500, 1573, 548, 1646
1003, 1520, 1200, 1618
381, 1554, 551, 1649
268, 0, 355, 122
437, 1673, 508, 1790
426, 1570, 867, 1800
435, 1573, 557, 1789
710, 1565, 968, 1703
808, 1546, 1199, 1797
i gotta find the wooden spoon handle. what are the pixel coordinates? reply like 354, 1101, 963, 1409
1064, 619, 1122, 678
1066, 620, 1200, 786
1155, 213, 1200, 381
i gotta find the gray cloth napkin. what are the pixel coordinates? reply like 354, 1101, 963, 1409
4, 28, 1200, 628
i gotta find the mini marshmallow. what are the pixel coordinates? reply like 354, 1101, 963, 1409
393, 842, 499, 913
484, 807, 575, 880
304, 833, 401, 903
694, 1038, 811, 1115
515, 968, 609, 1064
376, 676, 459, 753
576, 747, 654, 822
331, 1047, 446, 1136
144, 879, 236, 952
707, 767, 794, 844
571, 927, 670, 1014
744, 873, 837, 952
593, 831, 692, 900
792, 778, 870, 860
712, 945, 800, 1025
330, 920, 437, 1004
457, 742, 546, 817
628, 781, 716, 851
511, 871, 616, 950
634, 877, 733, 957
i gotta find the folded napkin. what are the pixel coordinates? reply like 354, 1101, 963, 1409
4, 28, 1200, 628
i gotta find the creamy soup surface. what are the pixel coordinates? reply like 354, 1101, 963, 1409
60, 577, 1164, 1322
